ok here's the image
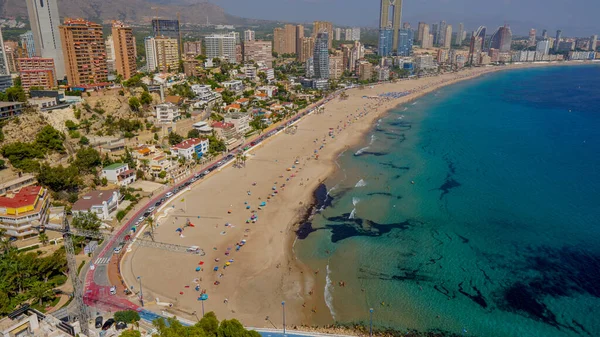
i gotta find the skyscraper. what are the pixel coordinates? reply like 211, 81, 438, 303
243, 40, 273, 67
112, 21, 137, 80
299, 37, 314, 63
284, 24, 297, 54
474, 26, 487, 51
335, 28, 342, 41
536, 40, 550, 55
378, 29, 393, 56
421, 24, 432, 48
489, 25, 512, 53
244, 30, 255, 42
438, 21, 448, 47
455, 23, 464, 46
155, 37, 180, 71
313, 22, 334, 49
590, 35, 597, 51
379, 0, 402, 51
431, 23, 439, 45
273, 28, 285, 55
469, 35, 483, 65
444, 25, 452, 49
205, 33, 238, 64
145, 37, 157, 72
397, 29, 413, 56
0, 28, 9, 76
528, 29, 536, 47
542, 29, 548, 39
313, 32, 329, 79
59, 18, 107, 86
20, 31, 35, 58
417, 22, 427, 43
554, 30, 562, 52
25, 0, 66, 79
351, 28, 361, 41
296, 25, 305, 59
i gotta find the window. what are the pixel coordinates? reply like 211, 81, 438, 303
40, 0, 44, 7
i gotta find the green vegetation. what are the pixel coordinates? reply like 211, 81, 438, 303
0, 247, 67, 315
71, 212, 101, 232
128, 97, 141, 112
207, 133, 226, 156
114, 310, 141, 324
153, 312, 260, 337
168, 132, 184, 145
169, 83, 195, 99
119, 331, 141, 337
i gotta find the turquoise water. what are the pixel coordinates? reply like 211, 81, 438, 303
296, 65, 600, 336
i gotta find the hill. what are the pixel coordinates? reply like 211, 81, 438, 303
0, 0, 257, 25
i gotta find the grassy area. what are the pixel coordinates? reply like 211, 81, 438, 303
77, 260, 86, 275
30, 296, 60, 313
18, 244, 40, 252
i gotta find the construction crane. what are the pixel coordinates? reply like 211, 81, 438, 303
38, 216, 204, 337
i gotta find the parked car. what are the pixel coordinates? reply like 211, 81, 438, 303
110, 286, 117, 295
95, 316, 103, 328
113, 246, 122, 254
123, 235, 131, 241
115, 321, 127, 330
102, 318, 115, 330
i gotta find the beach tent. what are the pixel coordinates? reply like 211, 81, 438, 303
213, 266, 219, 271
198, 294, 208, 301
260, 202, 267, 207
196, 267, 201, 271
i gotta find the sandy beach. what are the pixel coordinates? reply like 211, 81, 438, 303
121, 62, 590, 328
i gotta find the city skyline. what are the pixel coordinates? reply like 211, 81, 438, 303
208, 0, 598, 36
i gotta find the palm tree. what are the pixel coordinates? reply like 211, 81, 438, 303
38, 233, 49, 246
146, 217, 155, 233
241, 154, 247, 168
29, 281, 52, 307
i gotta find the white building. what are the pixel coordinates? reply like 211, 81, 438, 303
224, 112, 251, 135
145, 36, 158, 72
260, 67, 275, 82
536, 40, 550, 56
244, 30, 255, 41
243, 65, 258, 80
335, 28, 342, 41
376, 66, 390, 81
351, 27, 361, 41
222, 80, 244, 94
101, 163, 136, 186
345, 28, 353, 41
191, 84, 222, 107
414, 55, 437, 71
72, 189, 121, 220
156, 102, 180, 124
205, 33, 238, 64
170, 138, 210, 160
25, 0, 66, 78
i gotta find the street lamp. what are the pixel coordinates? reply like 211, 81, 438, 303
369, 308, 374, 337
137, 276, 144, 307
281, 301, 286, 335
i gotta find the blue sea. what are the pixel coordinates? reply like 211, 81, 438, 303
295, 65, 600, 337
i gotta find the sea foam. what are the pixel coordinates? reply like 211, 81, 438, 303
324, 264, 336, 320
355, 179, 367, 187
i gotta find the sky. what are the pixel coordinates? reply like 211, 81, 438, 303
207, 0, 599, 37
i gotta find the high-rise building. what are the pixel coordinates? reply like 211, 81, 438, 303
144, 37, 157, 72
403, 22, 411, 29
351, 27, 361, 41
59, 18, 107, 86
296, 25, 305, 59
243, 40, 273, 67
431, 24, 439, 45
469, 35, 483, 65
554, 30, 562, 52
345, 28, 353, 41
329, 53, 344, 79
305, 57, 314, 78
444, 25, 452, 49
4, 45, 18, 74
20, 31, 35, 58
438, 21, 448, 47
154, 37, 179, 71
542, 29, 548, 39
378, 29, 393, 56
417, 22, 427, 43
335, 28, 342, 41
455, 23, 464, 46
379, 0, 403, 51
590, 35, 597, 51
284, 24, 297, 54
244, 30, 255, 42
313, 32, 329, 79
397, 29, 413, 56
299, 37, 314, 63
474, 26, 487, 51
184, 41, 202, 57
489, 25, 512, 53
25, 0, 66, 79
421, 25, 432, 48
313, 22, 333, 49
152, 19, 180, 40
105, 35, 115, 74
273, 28, 285, 55
205, 33, 238, 64
536, 40, 550, 55
0, 29, 11, 76
112, 21, 137, 80
17, 57, 56, 91
528, 29, 536, 47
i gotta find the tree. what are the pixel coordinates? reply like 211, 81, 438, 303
198, 312, 219, 336
119, 331, 141, 337
71, 212, 101, 232
65, 120, 78, 131
73, 147, 101, 174
28, 281, 52, 307
168, 132, 184, 145
36, 126, 65, 153
5, 86, 26, 102
37, 164, 81, 192
128, 97, 141, 112
140, 91, 153, 105
187, 129, 200, 139
114, 310, 141, 324
0, 159, 5, 170
79, 136, 90, 146
38, 232, 49, 246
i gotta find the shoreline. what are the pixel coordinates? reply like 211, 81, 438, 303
121, 61, 597, 329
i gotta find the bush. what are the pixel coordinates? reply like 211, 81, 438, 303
114, 310, 140, 323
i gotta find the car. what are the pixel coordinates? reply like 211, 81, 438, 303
250, 142, 256, 146
203, 170, 210, 175
155, 200, 163, 207
147, 206, 156, 212
113, 246, 122, 254
183, 181, 191, 187
143, 211, 151, 217
191, 177, 198, 182
95, 316, 103, 328
226, 154, 234, 159
109, 286, 117, 295
124, 235, 131, 241
165, 192, 174, 198
102, 318, 115, 330
115, 321, 127, 330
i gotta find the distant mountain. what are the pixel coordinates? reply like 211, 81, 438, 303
0, 0, 261, 25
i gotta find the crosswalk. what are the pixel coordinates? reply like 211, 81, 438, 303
95, 257, 111, 265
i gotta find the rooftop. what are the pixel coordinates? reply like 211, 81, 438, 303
0, 185, 42, 209
103, 163, 127, 170
172, 138, 207, 150
72, 189, 118, 211
212, 121, 235, 129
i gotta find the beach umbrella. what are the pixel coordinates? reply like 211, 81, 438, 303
199, 294, 208, 301
213, 266, 219, 271
225, 262, 231, 266
199, 261, 204, 265
196, 267, 201, 271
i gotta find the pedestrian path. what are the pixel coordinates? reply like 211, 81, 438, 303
95, 257, 111, 265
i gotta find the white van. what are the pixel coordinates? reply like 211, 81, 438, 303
110, 286, 117, 295
165, 192, 174, 198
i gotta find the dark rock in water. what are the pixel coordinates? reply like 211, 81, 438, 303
502, 283, 559, 327
323, 214, 411, 243
380, 162, 410, 170
295, 222, 317, 240
313, 183, 333, 210
361, 151, 389, 157
294, 183, 333, 240
367, 192, 403, 200
458, 282, 488, 308
437, 177, 461, 199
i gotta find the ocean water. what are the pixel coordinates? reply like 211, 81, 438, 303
295, 65, 600, 337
